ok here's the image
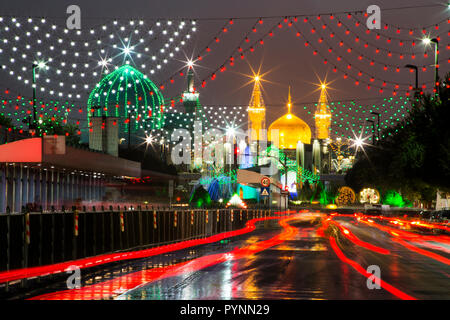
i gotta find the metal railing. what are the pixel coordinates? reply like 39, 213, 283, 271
0, 207, 274, 275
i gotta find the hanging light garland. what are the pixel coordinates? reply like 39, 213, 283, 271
0, 16, 196, 101
0, 6, 447, 137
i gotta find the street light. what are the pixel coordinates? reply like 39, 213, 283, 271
145, 134, 154, 145
350, 130, 370, 155
422, 37, 439, 93
31, 61, 47, 130
226, 126, 236, 137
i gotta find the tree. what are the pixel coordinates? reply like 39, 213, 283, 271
346, 73, 450, 203
189, 185, 212, 208
0, 114, 12, 127
297, 180, 313, 202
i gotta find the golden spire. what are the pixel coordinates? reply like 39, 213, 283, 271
249, 76, 264, 108
248, 75, 266, 142
287, 86, 292, 113
318, 84, 329, 113
315, 83, 332, 140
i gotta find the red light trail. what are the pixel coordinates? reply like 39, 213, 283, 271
28, 215, 300, 300
0, 215, 289, 284
391, 238, 450, 265
328, 236, 416, 300
329, 220, 391, 255
325, 213, 450, 266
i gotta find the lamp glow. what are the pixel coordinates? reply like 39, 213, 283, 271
226, 127, 236, 136
37, 61, 46, 69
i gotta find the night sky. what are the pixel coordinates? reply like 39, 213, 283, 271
1, 0, 449, 127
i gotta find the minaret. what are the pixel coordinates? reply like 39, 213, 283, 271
187, 67, 194, 92
248, 76, 266, 142
182, 66, 199, 115
314, 84, 332, 140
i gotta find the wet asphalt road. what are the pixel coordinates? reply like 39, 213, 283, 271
22, 213, 450, 300
115, 214, 449, 300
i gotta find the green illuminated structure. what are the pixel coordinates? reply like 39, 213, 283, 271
87, 64, 165, 134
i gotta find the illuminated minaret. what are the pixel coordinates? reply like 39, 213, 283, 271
247, 76, 266, 142
182, 66, 199, 115
314, 84, 332, 140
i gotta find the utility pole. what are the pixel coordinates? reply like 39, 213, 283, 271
431, 38, 439, 94
367, 119, 375, 145
370, 111, 380, 142
31, 64, 38, 129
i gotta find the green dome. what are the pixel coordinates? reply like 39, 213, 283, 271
87, 64, 165, 131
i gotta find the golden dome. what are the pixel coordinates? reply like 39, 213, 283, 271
268, 88, 311, 149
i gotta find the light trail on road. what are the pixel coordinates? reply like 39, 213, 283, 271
328, 236, 416, 300
14, 210, 450, 300
29, 215, 300, 300
0, 215, 285, 284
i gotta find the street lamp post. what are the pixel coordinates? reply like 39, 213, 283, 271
423, 37, 439, 93
370, 111, 380, 142
31, 63, 38, 127
30, 61, 47, 133
367, 119, 376, 145
431, 38, 439, 93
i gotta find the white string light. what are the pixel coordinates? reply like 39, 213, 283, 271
0, 17, 196, 101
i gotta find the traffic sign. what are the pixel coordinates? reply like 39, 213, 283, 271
260, 187, 270, 197
261, 176, 270, 187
